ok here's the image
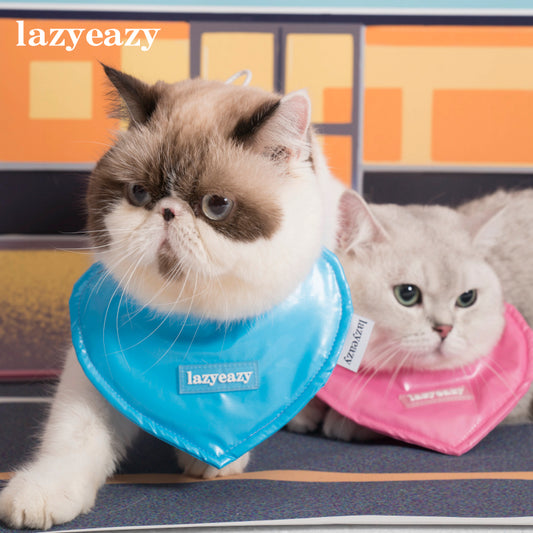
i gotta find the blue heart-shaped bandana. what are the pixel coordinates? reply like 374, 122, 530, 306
70, 249, 352, 468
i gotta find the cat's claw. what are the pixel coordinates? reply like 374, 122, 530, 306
177, 451, 250, 479
0, 470, 95, 530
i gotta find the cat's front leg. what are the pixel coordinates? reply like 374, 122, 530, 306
0, 347, 139, 530
176, 450, 250, 479
322, 408, 382, 442
286, 397, 328, 434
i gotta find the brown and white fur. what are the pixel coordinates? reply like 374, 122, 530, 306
290, 189, 533, 441
0, 66, 336, 529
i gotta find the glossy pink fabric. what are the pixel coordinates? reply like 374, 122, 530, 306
317, 304, 533, 455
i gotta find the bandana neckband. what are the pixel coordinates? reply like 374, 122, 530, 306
318, 303, 533, 455
70, 248, 353, 468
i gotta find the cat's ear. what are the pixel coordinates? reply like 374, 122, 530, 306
467, 206, 506, 253
233, 90, 312, 161
102, 64, 162, 127
337, 189, 389, 252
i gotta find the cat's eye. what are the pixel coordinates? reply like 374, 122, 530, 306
126, 183, 151, 207
456, 289, 477, 308
201, 194, 234, 221
393, 284, 422, 307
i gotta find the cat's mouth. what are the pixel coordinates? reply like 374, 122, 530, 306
408, 344, 462, 370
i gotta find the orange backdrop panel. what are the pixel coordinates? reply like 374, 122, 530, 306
432, 89, 533, 164
0, 19, 189, 163
366, 26, 533, 47
321, 135, 352, 186
363, 88, 402, 162
323, 87, 353, 124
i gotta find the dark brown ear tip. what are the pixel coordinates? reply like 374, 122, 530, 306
101, 63, 122, 82
101, 64, 135, 89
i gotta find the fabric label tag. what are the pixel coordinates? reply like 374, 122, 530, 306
336, 313, 374, 373
399, 385, 475, 408
178, 361, 259, 394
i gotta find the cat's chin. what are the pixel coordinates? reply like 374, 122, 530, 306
407, 350, 480, 371
361, 317, 506, 373
157, 240, 183, 280
100, 256, 314, 323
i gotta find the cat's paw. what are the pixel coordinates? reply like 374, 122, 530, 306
0, 469, 95, 530
322, 409, 381, 442
177, 451, 250, 479
286, 397, 327, 434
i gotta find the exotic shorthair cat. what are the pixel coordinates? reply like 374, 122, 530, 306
290, 188, 533, 442
0, 66, 338, 529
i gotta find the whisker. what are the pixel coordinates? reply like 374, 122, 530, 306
384, 349, 413, 397
482, 358, 520, 398
100, 256, 143, 376
140, 269, 200, 375
86, 245, 139, 305
113, 250, 149, 368
123, 267, 193, 351
343, 341, 408, 405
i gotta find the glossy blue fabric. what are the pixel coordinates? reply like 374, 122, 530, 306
70, 249, 352, 468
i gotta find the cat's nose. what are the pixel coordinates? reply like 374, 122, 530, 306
433, 324, 452, 339
162, 208, 175, 222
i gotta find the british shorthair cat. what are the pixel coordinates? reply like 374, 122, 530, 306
290, 189, 533, 441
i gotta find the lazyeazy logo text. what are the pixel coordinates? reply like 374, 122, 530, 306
16, 20, 160, 52
186, 370, 253, 387
337, 313, 375, 373
399, 386, 474, 408
178, 362, 258, 394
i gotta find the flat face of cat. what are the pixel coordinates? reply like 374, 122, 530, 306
337, 195, 505, 371
87, 66, 323, 320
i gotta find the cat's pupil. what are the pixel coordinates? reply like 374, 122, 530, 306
201, 194, 234, 221
394, 284, 422, 307
456, 289, 477, 308
127, 183, 151, 207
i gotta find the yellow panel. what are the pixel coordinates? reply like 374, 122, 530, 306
285, 34, 353, 123
365, 46, 533, 89
433, 89, 533, 164
29, 61, 92, 120
121, 38, 190, 85
365, 45, 533, 164
201, 32, 274, 91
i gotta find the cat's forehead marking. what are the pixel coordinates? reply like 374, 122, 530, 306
164, 79, 280, 137
155, 128, 283, 242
